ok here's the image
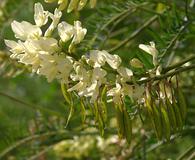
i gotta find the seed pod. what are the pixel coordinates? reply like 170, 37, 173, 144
160, 102, 171, 141
67, 0, 79, 13
94, 102, 105, 136
123, 107, 132, 144
115, 104, 125, 139
177, 89, 187, 122
80, 99, 86, 124
152, 102, 163, 140
101, 85, 108, 122
78, 0, 88, 10
145, 96, 161, 140
172, 98, 183, 131
165, 97, 177, 132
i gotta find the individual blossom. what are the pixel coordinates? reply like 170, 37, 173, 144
58, 20, 87, 52
38, 54, 73, 83
44, 8, 62, 37
11, 21, 42, 41
34, 2, 49, 27
117, 66, 133, 82
4, 40, 24, 58
139, 42, 159, 66
68, 62, 91, 94
88, 50, 121, 69
107, 83, 123, 105
69, 62, 107, 102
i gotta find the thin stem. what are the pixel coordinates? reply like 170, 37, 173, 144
134, 64, 195, 85
28, 145, 55, 160
177, 145, 195, 160
159, 22, 191, 61
108, 15, 159, 52
162, 54, 195, 73
0, 92, 64, 117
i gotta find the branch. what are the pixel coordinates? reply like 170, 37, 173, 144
136, 64, 195, 85
108, 15, 159, 52
159, 22, 191, 61
0, 92, 64, 117
162, 54, 195, 73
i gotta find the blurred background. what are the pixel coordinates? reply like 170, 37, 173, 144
0, 0, 195, 159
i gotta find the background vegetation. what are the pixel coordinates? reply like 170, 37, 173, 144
0, 0, 195, 159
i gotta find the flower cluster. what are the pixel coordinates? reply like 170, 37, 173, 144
5, 3, 86, 83
5, 2, 158, 105
45, 0, 97, 12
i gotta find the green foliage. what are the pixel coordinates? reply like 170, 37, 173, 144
0, 0, 195, 159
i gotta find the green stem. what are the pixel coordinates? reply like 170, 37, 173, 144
133, 64, 195, 85
177, 145, 195, 160
0, 92, 64, 117
159, 22, 191, 61
162, 54, 195, 73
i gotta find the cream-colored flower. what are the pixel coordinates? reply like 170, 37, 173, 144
28, 37, 60, 54
34, 3, 49, 27
11, 21, 42, 40
88, 50, 106, 67
4, 40, 24, 58
58, 22, 74, 42
68, 63, 91, 93
72, 21, 87, 44
45, 8, 62, 37
38, 54, 73, 82
139, 42, 158, 66
86, 67, 107, 102
69, 66, 106, 102
18, 51, 41, 72
107, 83, 123, 104
88, 50, 121, 69
103, 50, 121, 69
117, 66, 133, 81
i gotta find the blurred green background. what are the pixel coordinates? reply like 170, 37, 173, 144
0, 0, 195, 159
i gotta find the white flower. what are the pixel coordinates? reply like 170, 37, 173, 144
34, 3, 49, 27
4, 40, 24, 58
38, 54, 73, 82
107, 83, 123, 104
139, 42, 158, 66
86, 67, 107, 102
68, 63, 91, 93
45, 8, 62, 37
117, 66, 133, 81
89, 50, 121, 69
72, 21, 87, 44
103, 50, 121, 69
58, 22, 74, 42
11, 21, 42, 40
28, 37, 60, 54
18, 51, 41, 72
88, 50, 106, 67
69, 66, 107, 102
